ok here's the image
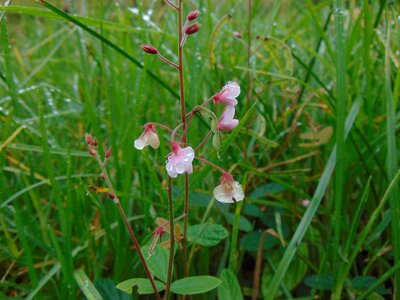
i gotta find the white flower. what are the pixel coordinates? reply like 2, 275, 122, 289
218, 105, 238, 131
213, 173, 245, 203
166, 141, 195, 178
213, 81, 240, 106
134, 124, 160, 150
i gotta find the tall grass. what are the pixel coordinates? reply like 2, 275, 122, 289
0, 0, 399, 299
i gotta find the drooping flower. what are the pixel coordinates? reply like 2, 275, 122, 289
134, 124, 160, 150
213, 173, 245, 204
218, 105, 238, 131
166, 141, 195, 178
214, 81, 240, 106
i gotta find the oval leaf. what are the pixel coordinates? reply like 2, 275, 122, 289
187, 224, 228, 247
171, 276, 222, 295
116, 278, 165, 295
141, 244, 169, 282
218, 269, 243, 300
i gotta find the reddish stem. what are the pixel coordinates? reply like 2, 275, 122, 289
194, 130, 212, 152
157, 53, 179, 69
194, 156, 227, 174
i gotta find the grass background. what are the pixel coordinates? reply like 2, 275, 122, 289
0, 0, 399, 299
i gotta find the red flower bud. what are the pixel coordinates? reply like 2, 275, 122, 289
105, 147, 112, 158
140, 44, 158, 55
108, 192, 115, 200
185, 23, 201, 35
85, 133, 93, 145
187, 9, 200, 21
100, 173, 105, 180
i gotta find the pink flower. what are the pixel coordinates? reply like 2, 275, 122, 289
166, 141, 195, 178
218, 106, 238, 131
134, 124, 160, 150
213, 173, 244, 203
214, 81, 240, 106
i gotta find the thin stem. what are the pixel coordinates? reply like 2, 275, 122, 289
195, 156, 227, 174
246, 0, 253, 108
177, 0, 190, 278
180, 113, 195, 143
165, 177, 175, 300
94, 155, 161, 300
147, 122, 174, 133
164, 0, 178, 10
194, 130, 212, 152
171, 123, 184, 144
157, 53, 179, 69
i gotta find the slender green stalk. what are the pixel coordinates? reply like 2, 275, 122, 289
165, 177, 175, 300
384, 13, 400, 297
332, 1, 347, 297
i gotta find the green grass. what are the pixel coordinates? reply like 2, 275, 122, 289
0, 0, 399, 299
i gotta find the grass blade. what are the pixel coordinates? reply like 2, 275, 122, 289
264, 99, 361, 300
384, 11, 400, 297
36, 0, 178, 99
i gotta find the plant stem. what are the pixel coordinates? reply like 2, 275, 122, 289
165, 177, 175, 300
194, 130, 212, 152
94, 155, 161, 300
195, 156, 227, 174
177, 0, 190, 277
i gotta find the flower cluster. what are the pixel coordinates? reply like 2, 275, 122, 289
134, 81, 245, 203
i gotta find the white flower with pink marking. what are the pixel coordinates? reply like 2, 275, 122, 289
218, 105, 238, 131
134, 124, 160, 150
213, 173, 244, 203
213, 81, 240, 106
166, 141, 195, 178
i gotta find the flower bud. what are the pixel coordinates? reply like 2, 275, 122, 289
100, 173, 105, 180
88, 148, 97, 157
105, 147, 112, 158
187, 9, 200, 21
233, 31, 242, 39
184, 23, 201, 35
140, 44, 158, 55
108, 192, 115, 200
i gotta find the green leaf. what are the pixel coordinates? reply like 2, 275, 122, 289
187, 223, 228, 247
249, 183, 286, 198
94, 279, 131, 300
218, 269, 243, 300
262, 244, 308, 297
240, 231, 279, 252
74, 269, 104, 300
304, 273, 333, 291
141, 244, 169, 282
352, 276, 390, 295
222, 212, 253, 232
171, 276, 222, 295
116, 278, 165, 295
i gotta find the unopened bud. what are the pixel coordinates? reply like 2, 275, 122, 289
187, 9, 200, 21
140, 44, 158, 55
185, 23, 201, 35
100, 173, 105, 180
85, 133, 93, 145
108, 192, 115, 200
233, 31, 242, 39
105, 147, 112, 158
88, 148, 97, 157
